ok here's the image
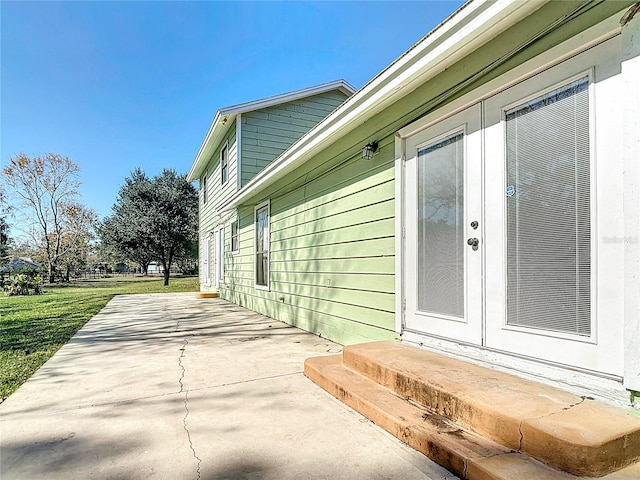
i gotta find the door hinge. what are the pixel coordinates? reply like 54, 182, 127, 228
402, 298, 406, 311
402, 226, 406, 238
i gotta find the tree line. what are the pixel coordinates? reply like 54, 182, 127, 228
1, 153, 198, 288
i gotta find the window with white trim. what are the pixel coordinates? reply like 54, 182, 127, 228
231, 218, 239, 253
255, 202, 269, 289
504, 76, 591, 336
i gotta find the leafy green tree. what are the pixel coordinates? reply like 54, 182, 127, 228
100, 168, 198, 285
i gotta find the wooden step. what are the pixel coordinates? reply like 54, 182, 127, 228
304, 341, 640, 479
195, 291, 219, 299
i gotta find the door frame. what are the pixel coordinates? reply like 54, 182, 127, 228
203, 232, 211, 288
395, 24, 625, 380
213, 226, 224, 289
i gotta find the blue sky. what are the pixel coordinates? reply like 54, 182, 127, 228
2, 0, 464, 221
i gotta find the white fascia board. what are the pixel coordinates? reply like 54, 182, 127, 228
219, 79, 356, 115
187, 110, 233, 182
187, 79, 357, 183
220, 0, 550, 210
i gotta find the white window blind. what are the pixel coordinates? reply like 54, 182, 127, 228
505, 77, 591, 336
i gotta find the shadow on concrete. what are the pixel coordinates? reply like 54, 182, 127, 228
0, 432, 142, 479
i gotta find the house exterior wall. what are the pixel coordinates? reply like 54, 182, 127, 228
622, 15, 640, 393
193, 1, 639, 403
240, 90, 350, 187
199, 120, 237, 290
214, 2, 631, 346
220, 137, 397, 345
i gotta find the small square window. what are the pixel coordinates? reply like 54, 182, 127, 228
221, 144, 228, 185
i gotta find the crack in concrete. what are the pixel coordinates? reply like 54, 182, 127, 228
517, 395, 593, 453
178, 341, 187, 394
171, 302, 202, 480
182, 389, 202, 480
518, 421, 524, 452
562, 395, 591, 411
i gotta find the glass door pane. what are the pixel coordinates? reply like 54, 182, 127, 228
417, 132, 465, 318
505, 78, 590, 335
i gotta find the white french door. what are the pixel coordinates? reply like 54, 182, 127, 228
404, 104, 483, 344
482, 50, 619, 374
402, 38, 622, 376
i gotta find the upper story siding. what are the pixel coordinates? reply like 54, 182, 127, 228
239, 90, 350, 187
200, 119, 238, 234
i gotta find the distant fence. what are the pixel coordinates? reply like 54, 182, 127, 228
79, 270, 137, 280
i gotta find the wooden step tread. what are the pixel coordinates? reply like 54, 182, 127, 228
305, 341, 640, 477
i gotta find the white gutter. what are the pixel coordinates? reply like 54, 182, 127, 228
219, 0, 550, 211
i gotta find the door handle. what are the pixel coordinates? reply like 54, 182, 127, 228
467, 238, 479, 251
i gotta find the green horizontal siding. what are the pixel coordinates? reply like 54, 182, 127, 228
217, 145, 397, 344
221, 286, 398, 346
206, 1, 628, 341
199, 120, 238, 288
240, 90, 349, 186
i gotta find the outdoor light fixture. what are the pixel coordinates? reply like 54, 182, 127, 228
362, 141, 379, 160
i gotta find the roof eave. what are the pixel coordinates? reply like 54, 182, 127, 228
220, 0, 551, 211
186, 79, 357, 183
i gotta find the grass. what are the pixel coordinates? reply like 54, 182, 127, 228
0, 275, 199, 401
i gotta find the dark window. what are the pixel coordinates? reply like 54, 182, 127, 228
255, 204, 269, 288
202, 175, 207, 204
221, 144, 228, 185
231, 220, 239, 252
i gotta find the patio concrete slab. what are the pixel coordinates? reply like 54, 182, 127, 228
0, 293, 456, 479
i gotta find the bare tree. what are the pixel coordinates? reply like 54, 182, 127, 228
56, 202, 98, 281
2, 153, 85, 283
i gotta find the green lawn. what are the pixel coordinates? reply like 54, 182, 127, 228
0, 276, 199, 401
